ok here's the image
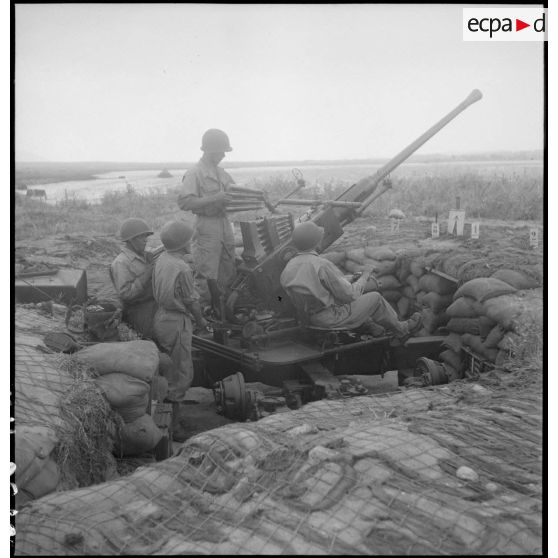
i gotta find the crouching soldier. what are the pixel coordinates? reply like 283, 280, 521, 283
110, 218, 158, 338
280, 221, 422, 340
152, 221, 207, 402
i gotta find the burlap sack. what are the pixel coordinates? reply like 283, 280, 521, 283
410, 261, 425, 278
406, 274, 420, 294
362, 258, 397, 276
422, 292, 453, 314
322, 251, 346, 266
483, 324, 506, 350
439, 349, 462, 371
77, 340, 159, 382
94, 373, 150, 423
364, 246, 396, 261
377, 274, 402, 291
114, 414, 163, 457
418, 274, 456, 296
346, 248, 366, 264
446, 297, 484, 318
454, 278, 517, 303
491, 269, 539, 290
382, 290, 402, 303
442, 333, 463, 353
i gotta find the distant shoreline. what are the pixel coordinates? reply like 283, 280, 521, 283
15, 150, 543, 187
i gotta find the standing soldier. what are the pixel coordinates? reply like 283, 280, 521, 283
152, 221, 207, 402
177, 128, 236, 317
110, 218, 158, 338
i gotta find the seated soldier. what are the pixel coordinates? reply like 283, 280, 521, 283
152, 221, 207, 402
280, 221, 422, 339
110, 218, 158, 338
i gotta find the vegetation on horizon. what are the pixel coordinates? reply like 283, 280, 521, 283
15, 164, 543, 241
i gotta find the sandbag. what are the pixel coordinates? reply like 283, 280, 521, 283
454, 278, 517, 303
114, 414, 163, 457
397, 258, 411, 283
382, 290, 402, 303
362, 258, 397, 276
422, 292, 453, 314
21, 457, 60, 500
343, 259, 364, 274
439, 349, 462, 371
364, 246, 396, 261
446, 318, 483, 335
491, 269, 539, 290
377, 274, 402, 291
322, 251, 346, 266
441, 253, 472, 278
446, 297, 484, 318
397, 296, 411, 319
421, 308, 449, 333
483, 324, 506, 350
457, 258, 494, 282
346, 248, 366, 264
94, 373, 150, 423
461, 334, 498, 363
410, 261, 425, 278
15, 426, 57, 483
418, 274, 456, 296
416, 291, 427, 306
406, 274, 420, 294
77, 340, 159, 382
483, 291, 542, 331
401, 286, 415, 300
442, 333, 463, 354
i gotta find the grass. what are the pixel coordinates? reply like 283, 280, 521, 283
15, 164, 543, 241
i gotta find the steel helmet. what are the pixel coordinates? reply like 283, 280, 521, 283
120, 218, 153, 242
160, 221, 194, 252
291, 221, 324, 251
201, 129, 232, 153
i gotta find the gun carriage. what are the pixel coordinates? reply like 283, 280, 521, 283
192, 90, 483, 419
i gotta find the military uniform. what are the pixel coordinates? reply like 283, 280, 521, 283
110, 246, 157, 338
152, 251, 199, 401
178, 159, 236, 291
280, 251, 409, 335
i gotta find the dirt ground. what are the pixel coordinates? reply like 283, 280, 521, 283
15, 214, 543, 436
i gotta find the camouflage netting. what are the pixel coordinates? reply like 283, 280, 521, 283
14, 307, 122, 506
15, 373, 542, 555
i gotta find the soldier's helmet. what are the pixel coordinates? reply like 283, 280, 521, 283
119, 218, 153, 242
291, 221, 324, 251
201, 129, 232, 153
160, 221, 194, 252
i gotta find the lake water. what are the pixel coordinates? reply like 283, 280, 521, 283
37, 159, 543, 205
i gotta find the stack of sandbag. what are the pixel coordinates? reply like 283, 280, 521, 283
395, 247, 424, 319
77, 340, 164, 456
322, 250, 347, 268
414, 272, 456, 336
444, 277, 525, 373
15, 306, 121, 507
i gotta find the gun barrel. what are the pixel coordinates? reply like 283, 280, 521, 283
334, 89, 483, 222
276, 199, 361, 209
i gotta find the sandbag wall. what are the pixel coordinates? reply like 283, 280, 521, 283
76, 340, 167, 457
323, 244, 543, 379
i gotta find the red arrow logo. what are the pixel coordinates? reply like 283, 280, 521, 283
516, 19, 530, 31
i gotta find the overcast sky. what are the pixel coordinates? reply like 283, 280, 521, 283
15, 3, 544, 162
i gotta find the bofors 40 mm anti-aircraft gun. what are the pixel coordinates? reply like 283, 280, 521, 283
193, 89, 483, 421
